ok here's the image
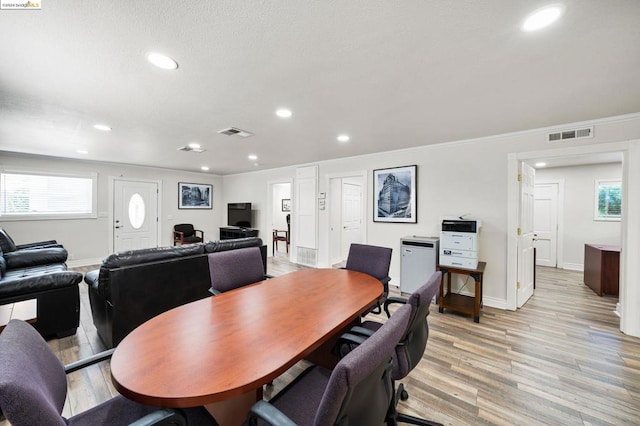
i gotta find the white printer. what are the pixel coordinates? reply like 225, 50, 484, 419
439, 219, 481, 269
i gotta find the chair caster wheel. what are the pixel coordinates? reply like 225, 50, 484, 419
400, 389, 409, 401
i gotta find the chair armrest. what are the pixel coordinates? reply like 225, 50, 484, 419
64, 348, 116, 374
129, 408, 187, 426
195, 229, 204, 239
208, 287, 221, 296
334, 332, 368, 358
383, 296, 408, 318
246, 400, 297, 426
349, 326, 375, 338
264, 274, 274, 279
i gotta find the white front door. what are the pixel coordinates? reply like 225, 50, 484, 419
517, 162, 535, 308
341, 181, 363, 259
534, 182, 559, 267
113, 179, 159, 252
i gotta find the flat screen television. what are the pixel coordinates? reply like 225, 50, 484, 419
227, 202, 252, 228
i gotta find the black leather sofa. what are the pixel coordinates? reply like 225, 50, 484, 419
0, 230, 82, 339
84, 237, 267, 348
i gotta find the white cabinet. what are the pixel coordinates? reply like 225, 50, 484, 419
400, 236, 439, 294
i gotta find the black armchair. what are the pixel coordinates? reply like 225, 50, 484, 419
245, 303, 412, 425
173, 223, 204, 245
343, 243, 392, 315
339, 271, 443, 426
207, 246, 271, 295
0, 319, 217, 426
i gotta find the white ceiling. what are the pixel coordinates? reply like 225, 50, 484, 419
1, 1, 639, 175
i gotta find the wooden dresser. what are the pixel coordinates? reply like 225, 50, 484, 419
583, 244, 620, 296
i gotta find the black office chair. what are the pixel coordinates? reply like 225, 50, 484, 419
173, 223, 204, 245
245, 303, 412, 425
208, 246, 270, 294
339, 271, 443, 426
344, 243, 392, 315
0, 319, 217, 426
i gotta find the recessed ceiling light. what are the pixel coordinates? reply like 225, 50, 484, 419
201, 166, 210, 171
522, 5, 563, 32
76, 149, 89, 154
535, 162, 547, 168
275, 108, 292, 118
188, 142, 201, 149
93, 124, 111, 131
146, 52, 179, 70
337, 134, 350, 143
248, 154, 258, 161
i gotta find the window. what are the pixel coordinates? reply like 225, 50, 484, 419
594, 179, 621, 221
0, 170, 97, 220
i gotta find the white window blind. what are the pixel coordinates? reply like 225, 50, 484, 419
0, 170, 97, 219
594, 179, 621, 221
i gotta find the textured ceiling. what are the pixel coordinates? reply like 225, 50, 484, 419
1, 1, 639, 175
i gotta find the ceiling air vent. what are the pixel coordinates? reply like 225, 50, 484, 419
177, 145, 205, 153
217, 127, 254, 138
547, 126, 593, 143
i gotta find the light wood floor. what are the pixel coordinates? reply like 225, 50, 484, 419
3, 260, 639, 425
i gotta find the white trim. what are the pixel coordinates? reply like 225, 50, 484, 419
562, 262, 583, 272
506, 153, 519, 311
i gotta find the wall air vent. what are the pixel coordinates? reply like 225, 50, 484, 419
177, 145, 205, 153
217, 127, 254, 138
547, 126, 593, 143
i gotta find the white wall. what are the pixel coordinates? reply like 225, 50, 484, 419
536, 162, 622, 268
0, 153, 222, 266
222, 115, 640, 311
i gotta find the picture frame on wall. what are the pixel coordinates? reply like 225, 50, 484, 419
178, 182, 213, 209
373, 165, 417, 223
282, 198, 291, 212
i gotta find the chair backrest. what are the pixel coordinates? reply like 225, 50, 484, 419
208, 246, 265, 293
314, 303, 411, 425
174, 223, 195, 237
345, 243, 392, 282
0, 320, 68, 426
393, 271, 441, 380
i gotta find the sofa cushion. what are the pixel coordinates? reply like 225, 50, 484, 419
102, 244, 205, 269
0, 268, 82, 298
0, 253, 6, 279
0, 229, 17, 253
4, 247, 68, 269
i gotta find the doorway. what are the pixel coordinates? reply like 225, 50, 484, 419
111, 178, 160, 252
534, 181, 562, 268
270, 181, 292, 258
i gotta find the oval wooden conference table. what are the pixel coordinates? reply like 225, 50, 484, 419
111, 268, 382, 425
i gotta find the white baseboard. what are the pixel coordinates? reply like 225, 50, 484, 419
67, 257, 103, 269
562, 262, 583, 272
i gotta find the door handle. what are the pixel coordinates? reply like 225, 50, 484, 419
115, 226, 122, 229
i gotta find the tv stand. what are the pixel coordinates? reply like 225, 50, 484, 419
220, 227, 259, 240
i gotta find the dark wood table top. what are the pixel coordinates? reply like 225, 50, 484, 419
110, 268, 382, 408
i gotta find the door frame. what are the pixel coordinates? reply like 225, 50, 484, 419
109, 176, 162, 252
267, 178, 294, 257
534, 179, 564, 268
507, 140, 640, 338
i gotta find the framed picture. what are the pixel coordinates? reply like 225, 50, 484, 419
282, 198, 291, 212
373, 165, 417, 223
178, 182, 212, 209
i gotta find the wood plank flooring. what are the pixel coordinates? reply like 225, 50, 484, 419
2, 260, 639, 425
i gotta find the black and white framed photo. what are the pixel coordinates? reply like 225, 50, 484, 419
281, 198, 291, 212
178, 182, 212, 209
373, 165, 417, 223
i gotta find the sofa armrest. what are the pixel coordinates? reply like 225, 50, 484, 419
4, 247, 68, 269
15, 240, 60, 250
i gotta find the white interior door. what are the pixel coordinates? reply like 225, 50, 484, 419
517, 162, 535, 308
113, 179, 158, 252
341, 181, 363, 259
534, 182, 559, 267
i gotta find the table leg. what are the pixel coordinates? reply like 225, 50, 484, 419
438, 272, 445, 313
473, 277, 480, 323
205, 388, 261, 426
